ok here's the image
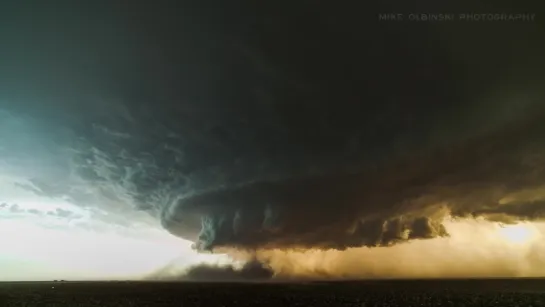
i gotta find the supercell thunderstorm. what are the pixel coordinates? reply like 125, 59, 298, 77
1, 0, 545, 263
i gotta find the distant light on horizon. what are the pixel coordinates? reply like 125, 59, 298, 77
498, 223, 538, 245
0, 211, 225, 281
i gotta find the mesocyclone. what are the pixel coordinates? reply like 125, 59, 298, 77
1, 1, 545, 253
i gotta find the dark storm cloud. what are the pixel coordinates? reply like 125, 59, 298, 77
183, 259, 274, 281
147, 258, 274, 281
472, 200, 545, 222
162, 116, 545, 251
1, 2, 545, 252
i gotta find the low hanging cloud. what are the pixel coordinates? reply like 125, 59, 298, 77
250, 220, 545, 279
183, 259, 274, 281
148, 258, 274, 281
162, 116, 545, 252
148, 219, 545, 280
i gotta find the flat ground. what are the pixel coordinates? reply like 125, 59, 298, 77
1, 279, 545, 306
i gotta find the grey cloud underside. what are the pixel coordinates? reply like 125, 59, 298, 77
180, 259, 273, 281
163, 118, 545, 250
147, 258, 274, 281
1, 2, 545, 250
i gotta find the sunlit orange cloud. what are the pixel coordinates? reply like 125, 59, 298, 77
246, 218, 545, 279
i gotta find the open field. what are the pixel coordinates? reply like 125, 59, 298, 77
1, 279, 545, 306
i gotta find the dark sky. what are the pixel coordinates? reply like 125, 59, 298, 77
0, 1, 544, 251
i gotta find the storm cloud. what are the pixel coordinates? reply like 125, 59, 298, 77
181, 259, 274, 281
146, 256, 274, 281
162, 116, 545, 251
1, 1, 545, 257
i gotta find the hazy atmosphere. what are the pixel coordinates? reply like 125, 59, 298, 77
1, 1, 544, 281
